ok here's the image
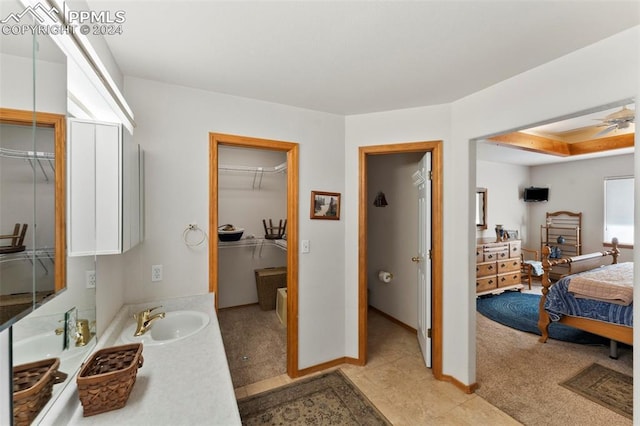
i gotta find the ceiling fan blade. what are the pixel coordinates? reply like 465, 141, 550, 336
594, 125, 617, 137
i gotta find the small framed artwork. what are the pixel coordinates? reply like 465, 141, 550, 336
506, 230, 518, 240
310, 191, 341, 220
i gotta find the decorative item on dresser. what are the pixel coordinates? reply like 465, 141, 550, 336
476, 239, 523, 296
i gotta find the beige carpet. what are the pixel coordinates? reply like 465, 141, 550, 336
218, 304, 286, 388
476, 311, 633, 425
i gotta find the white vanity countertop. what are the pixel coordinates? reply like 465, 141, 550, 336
41, 293, 241, 425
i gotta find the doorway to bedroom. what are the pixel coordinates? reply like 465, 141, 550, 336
473, 100, 635, 424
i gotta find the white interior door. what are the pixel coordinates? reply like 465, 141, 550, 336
416, 152, 432, 367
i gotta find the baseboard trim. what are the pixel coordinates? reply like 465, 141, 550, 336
297, 357, 352, 377
437, 373, 478, 394
218, 302, 259, 311
368, 305, 417, 334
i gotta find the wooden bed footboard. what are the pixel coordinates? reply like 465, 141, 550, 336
538, 237, 623, 343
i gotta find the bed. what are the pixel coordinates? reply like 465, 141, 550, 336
537, 238, 633, 350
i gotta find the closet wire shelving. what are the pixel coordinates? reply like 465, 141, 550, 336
0, 147, 55, 182
218, 159, 288, 255
0, 248, 55, 274
0, 147, 56, 272
218, 161, 286, 190
218, 238, 287, 258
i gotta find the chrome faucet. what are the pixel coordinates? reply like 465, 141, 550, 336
133, 306, 165, 336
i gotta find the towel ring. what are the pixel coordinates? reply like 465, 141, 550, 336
183, 224, 207, 247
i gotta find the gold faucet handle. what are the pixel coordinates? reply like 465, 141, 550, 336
133, 305, 163, 320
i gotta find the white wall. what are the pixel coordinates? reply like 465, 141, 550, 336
367, 152, 422, 328
528, 153, 634, 262
476, 160, 529, 245
452, 26, 639, 386
0, 53, 67, 113
120, 76, 346, 369
347, 26, 638, 386
345, 104, 452, 358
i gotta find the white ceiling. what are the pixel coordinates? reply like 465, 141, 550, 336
86, 0, 640, 115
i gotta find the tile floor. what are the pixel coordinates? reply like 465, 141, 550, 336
233, 308, 519, 425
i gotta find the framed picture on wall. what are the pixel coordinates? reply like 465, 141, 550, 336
310, 191, 340, 220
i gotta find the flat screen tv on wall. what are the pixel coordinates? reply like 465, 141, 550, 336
523, 187, 549, 202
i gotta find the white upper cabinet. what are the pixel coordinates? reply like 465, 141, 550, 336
67, 118, 143, 256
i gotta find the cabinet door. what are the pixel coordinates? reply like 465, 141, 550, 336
95, 122, 122, 255
122, 131, 140, 251
68, 119, 122, 256
68, 120, 96, 256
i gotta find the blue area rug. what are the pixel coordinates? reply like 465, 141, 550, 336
476, 292, 608, 345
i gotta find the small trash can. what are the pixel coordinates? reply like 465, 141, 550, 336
254, 266, 287, 310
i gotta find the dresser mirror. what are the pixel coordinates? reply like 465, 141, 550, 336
476, 188, 487, 230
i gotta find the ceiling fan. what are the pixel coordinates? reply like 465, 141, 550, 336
594, 106, 635, 136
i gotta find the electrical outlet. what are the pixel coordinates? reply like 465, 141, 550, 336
85, 270, 96, 288
151, 264, 163, 282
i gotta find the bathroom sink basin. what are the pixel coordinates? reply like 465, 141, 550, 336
13, 331, 93, 366
121, 310, 210, 346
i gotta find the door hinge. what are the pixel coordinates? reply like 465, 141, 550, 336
427, 328, 432, 338
427, 249, 432, 260
428, 170, 432, 180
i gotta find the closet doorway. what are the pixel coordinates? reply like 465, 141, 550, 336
209, 133, 300, 380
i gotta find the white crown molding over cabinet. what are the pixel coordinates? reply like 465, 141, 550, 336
67, 118, 143, 256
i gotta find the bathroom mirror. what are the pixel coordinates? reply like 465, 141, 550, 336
2, 5, 98, 420
476, 188, 487, 230
0, 108, 66, 327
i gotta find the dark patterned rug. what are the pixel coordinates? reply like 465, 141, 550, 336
560, 363, 633, 419
237, 370, 391, 425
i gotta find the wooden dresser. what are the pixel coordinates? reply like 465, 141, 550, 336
476, 240, 523, 296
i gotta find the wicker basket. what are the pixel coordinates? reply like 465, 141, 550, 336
77, 343, 143, 417
255, 267, 287, 310
13, 358, 68, 426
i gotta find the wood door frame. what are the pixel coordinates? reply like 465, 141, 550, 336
0, 108, 66, 293
358, 141, 443, 379
209, 133, 300, 377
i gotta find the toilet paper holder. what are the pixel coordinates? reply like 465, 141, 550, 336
378, 271, 393, 283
